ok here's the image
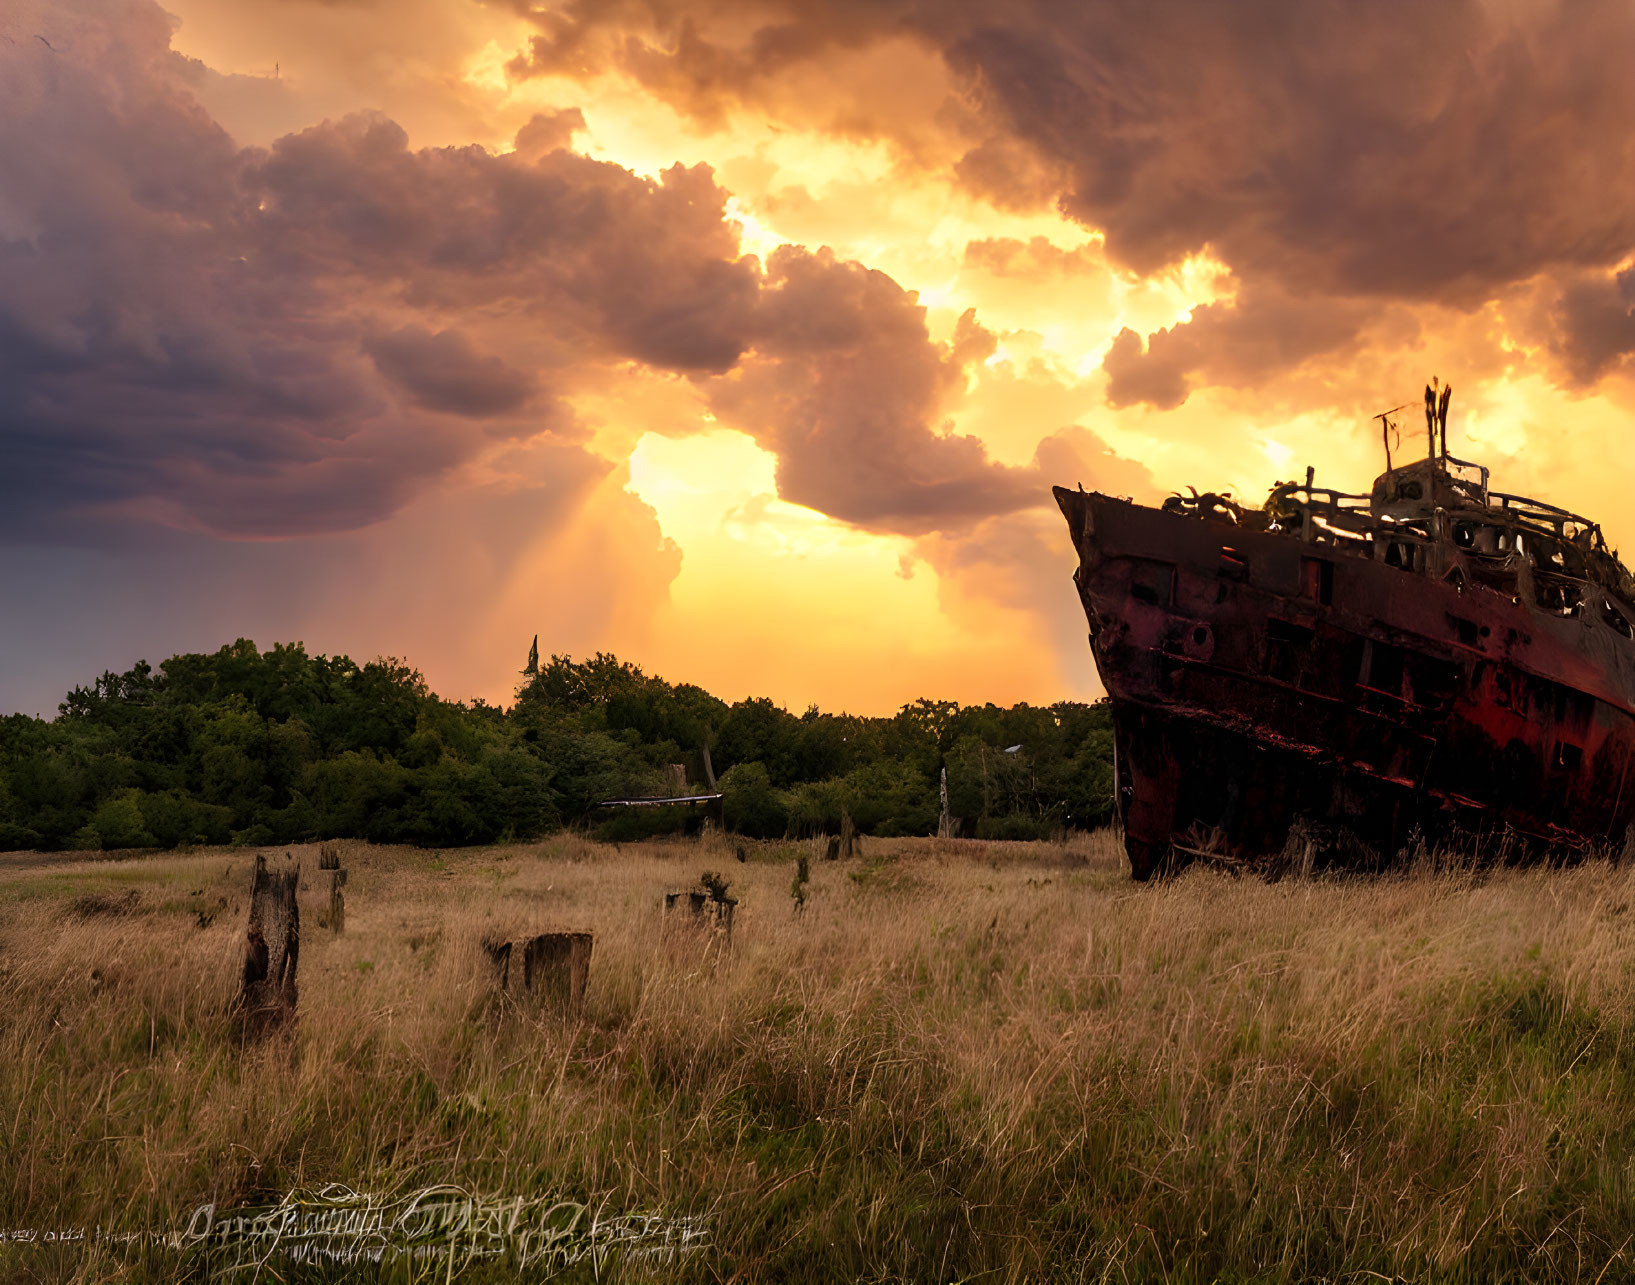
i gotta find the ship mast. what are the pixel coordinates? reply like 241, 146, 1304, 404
1425, 377, 1453, 461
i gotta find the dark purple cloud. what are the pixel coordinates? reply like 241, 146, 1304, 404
1551, 268, 1635, 388
241, 113, 761, 372
363, 326, 538, 418
1, 0, 1149, 552
3, 0, 771, 541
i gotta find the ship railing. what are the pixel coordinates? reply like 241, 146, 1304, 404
1308, 512, 1373, 544
1283, 486, 1373, 512
1269, 486, 1369, 524
1472, 499, 1631, 601
1275, 485, 1408, 553
1487, 491, 1603, 545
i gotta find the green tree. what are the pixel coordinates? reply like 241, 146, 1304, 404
721, 761, 790, 838
83, 789, 157, 850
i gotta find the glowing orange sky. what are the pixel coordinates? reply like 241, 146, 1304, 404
4, 0, 1634, 717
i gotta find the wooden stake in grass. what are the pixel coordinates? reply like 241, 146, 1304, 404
791, 854, 810, 914
318, 844, 347, 934
238, 854, 299, 1033
328, 868, 347, 935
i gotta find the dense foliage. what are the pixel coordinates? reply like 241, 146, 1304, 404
0, 641, 1113, 851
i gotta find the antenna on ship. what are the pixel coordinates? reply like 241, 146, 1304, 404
1374, 402, 1408, 473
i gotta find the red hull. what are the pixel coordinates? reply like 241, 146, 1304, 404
1056, 489, 1635, 877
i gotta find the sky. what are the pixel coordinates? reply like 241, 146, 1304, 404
4, 0, 1635, 718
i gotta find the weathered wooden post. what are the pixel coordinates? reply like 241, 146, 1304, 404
790, 854, 809, 914
520, 932, 593, 1015
239, 854, 299, 1032
318, 845, 347, 935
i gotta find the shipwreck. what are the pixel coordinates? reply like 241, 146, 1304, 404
1055, 383, 1635, 878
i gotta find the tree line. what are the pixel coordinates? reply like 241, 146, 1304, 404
0, 640, 1114, 851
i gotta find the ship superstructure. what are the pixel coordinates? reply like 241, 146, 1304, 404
1055, 385, 1635, 877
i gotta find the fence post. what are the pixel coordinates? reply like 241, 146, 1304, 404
318, 845, 347, 934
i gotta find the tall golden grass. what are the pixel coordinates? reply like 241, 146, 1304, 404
4, 832, 1635, 1282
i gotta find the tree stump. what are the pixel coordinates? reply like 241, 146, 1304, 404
522, 932, 593, 1014
664, 888, 736, 939
484, 932, 592, 1016
239, 854, 299, 1033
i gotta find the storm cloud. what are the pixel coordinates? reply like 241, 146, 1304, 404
1, 0, 1080, 546
502, 0, 1635, 402
706, 248, 1040, 532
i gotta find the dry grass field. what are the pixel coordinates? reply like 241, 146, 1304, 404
4, 831, 1635, 1282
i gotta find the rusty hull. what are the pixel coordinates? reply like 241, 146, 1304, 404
1055, 486, 1635, 878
